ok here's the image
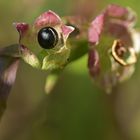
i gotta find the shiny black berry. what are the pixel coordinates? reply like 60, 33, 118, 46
37, 27, 58, 49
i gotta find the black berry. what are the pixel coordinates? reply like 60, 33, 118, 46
37, 27, 58, 49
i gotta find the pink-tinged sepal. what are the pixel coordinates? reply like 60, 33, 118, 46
88, 49, 100, 77
106, 4, 128, 18
105, 4, 136, 26
61, 25, 75, 40
88, 14, 104, 45
34, 10, 61, 28
14, 22, 29, 36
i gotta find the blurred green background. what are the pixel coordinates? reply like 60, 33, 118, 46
0, 0, 140, 140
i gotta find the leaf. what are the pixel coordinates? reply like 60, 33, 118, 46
0, 44, 20, 119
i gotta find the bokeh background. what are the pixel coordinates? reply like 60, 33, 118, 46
0, 0, 140, 140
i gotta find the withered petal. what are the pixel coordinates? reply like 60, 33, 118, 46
111, 40, 137, 66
